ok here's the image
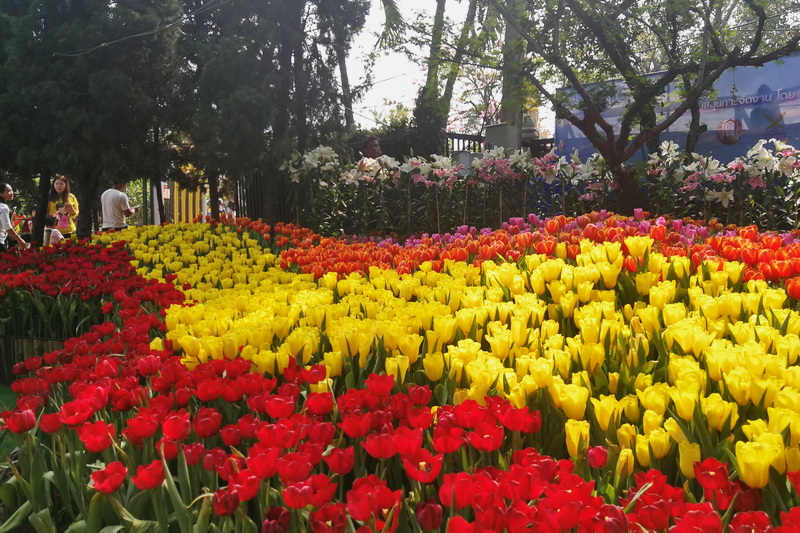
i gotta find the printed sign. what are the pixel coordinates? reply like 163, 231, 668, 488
555, 54, 800, 162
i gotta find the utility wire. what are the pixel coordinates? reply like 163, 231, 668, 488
53, 0, 234, 57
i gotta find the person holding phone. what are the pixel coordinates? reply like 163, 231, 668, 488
47, 174, 79, 238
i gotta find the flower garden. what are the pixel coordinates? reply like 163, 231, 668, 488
5, 146, 800, 532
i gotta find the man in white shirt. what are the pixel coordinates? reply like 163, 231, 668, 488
101, 182, 138, 231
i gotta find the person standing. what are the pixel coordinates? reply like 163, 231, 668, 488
0, 182, 30, 252
47, 174, 79, 238
100, 182, 138, 231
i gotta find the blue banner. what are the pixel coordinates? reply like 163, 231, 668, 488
555, 54, 800, 162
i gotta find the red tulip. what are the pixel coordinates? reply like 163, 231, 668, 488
212, 488, 239, 516
1, 409, 36, 433
192, 407, 222, 438
346, 475, 401, 532
402, 449, 443, 483
694, 456, 730, 491
728, 511, 773, 533
77, 420, 115, 452
39, 413, 63, 433
277, 452, 314, 484
305, 392, 334, 416
91, 461, 128, 494
362, 431, 398, 460
467, 421, 504, 452
439, 472, 474, 509
131, 460, 165, 490
59, 399, 95, 426
309, 502, 348, 533
261, 506, 290, 533
247, 446, 280, 479
161, 410, 191, 441
323, 447, 355, 475
587, 446, 608, 469
669, 502, 722, 532
416, 499, 443, 531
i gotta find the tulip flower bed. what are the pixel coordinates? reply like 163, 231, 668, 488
5, 214, 800, 532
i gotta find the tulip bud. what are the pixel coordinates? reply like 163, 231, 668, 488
588, 446, 609, 469
679, 441, 701, 479
615, 448, 634, 481
565, 419, 590, 458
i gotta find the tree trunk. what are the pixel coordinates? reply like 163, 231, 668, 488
612, 165, 650, 214
335, 32, 355, 130
413, 0, 448, 156
208, 174, 219, 221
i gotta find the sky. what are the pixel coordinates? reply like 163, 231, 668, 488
347, 1, 470, 130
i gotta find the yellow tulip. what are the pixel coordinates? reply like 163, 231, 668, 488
527, 357, 554, 389
664, 417, 688, 444
323, 351, 343, 377
635, 434, 651, 468
385, 355, 409, 384
624, 235, 653, 259
724, 367, 752, 406
551, 349, 571, 380
617, 423, 637, 450
768, 407, 800, 446
397, 333, 423, 364
736, 440, 777, 488
701, 393, 739, 432
742, 419, 770, 441
777, 335, 800, 366
665, 256, 690, 280
649, 280, 676, 309
787, 446, 800, 473
578, 343, 605, 374
597, 262, 620, 289
485, 329, 513, 360
178, 335, 201, 359
662, 304, 687, 327
433, 316, 458, 345
636, 306, 662, 336
559, 383, 590, 420
751, 376, 781, 409
649, 428, 671, 459
608, 372, 619, 395
508, 384, 529, 409
634, 373, 652, 391
591, 395, 620, 432
423, 352, 445, 381
425, 330, 442, 353
576, 281, 593, 303
565, 419, 590, 458
621, 395, 641, 423
642, 409, 663, 436
635, 272, 661, 296
774, 388, 800, 413
637, 383, 670, 415
679, 441, 701, 479
752, 432, 786, 474
539, 259, 564, 283
669, 386, 698, 421
616, 448, 634, 480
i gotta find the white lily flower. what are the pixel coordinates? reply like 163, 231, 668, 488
706, 189, 734, 207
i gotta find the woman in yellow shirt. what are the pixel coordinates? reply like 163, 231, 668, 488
47, 174, 79, 237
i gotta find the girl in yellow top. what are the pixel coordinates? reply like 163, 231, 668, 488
47, 174, 79, 237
